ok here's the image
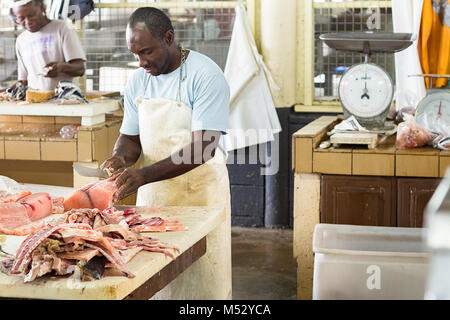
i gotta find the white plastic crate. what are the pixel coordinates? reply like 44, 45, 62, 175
312, 224, 429, 300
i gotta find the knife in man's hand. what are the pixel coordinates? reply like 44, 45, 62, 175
73, 163, 110, 179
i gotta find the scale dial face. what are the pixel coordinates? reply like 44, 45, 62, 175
338, 63, 393, 119
415, 91, 450, 135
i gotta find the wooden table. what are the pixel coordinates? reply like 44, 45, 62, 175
292, 116, 450, 300
0, 206, 225, 300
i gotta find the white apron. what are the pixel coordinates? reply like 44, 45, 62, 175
135, 91, 232, 299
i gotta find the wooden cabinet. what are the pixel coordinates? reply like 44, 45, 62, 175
397, 178, 441, 227
320, 175, 441, 227
321, 175, 396, 226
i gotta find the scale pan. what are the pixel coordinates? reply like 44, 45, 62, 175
319, 32, 414, 54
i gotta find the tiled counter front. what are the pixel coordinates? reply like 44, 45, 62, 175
0, 114, 121, 189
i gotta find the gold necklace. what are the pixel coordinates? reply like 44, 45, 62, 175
177, 45, 186, 106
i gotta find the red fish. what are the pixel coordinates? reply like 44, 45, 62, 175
63, 176, 118, 211
19, 193, 53, 221
0, 192, 57, 236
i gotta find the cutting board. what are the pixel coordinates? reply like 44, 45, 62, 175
330, 132, 380, 149
0, 206, 225, 300
0, 100, 120, 126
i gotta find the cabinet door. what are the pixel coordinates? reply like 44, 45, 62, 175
321, 175, 396, 226
397, 178, 441, 228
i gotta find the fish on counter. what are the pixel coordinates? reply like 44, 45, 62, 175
63, 176, 118, 211
0, 82, 27, 102
62, 206, 187, 233
0, 176, 187, 236
128, 215, 187, 232
1, 80, 90, 104
0, 207, 181, 283
0, 191, 64, 236
63, 177, 187, 232
76, 208, 181, 268
0, 179, 187, 282
53, 80, 88, 104
0, 223, 134, 282
0, 190, 31, 203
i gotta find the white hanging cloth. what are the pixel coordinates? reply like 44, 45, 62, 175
48, 0, 70, 20
223, 4, 281, 152
392, 0, 426, 110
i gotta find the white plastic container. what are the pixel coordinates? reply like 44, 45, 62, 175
312, 224, 429, 300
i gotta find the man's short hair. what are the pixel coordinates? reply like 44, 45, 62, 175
128, 7, 174, 40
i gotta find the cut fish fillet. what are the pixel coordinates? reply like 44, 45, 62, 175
19, 193, 53, 221
63, 176, 118, 211
0, 220, 46, 236
0, 203, 31, 230
0, 192, 61, 235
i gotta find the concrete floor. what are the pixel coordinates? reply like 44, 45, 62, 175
231, 226, 297, 300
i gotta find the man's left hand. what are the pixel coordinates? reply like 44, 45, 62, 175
115, 168, 147, 200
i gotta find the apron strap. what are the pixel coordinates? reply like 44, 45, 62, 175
144, 73, 151, 94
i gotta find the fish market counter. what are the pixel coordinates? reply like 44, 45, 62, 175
0, 99, 120, 127
0, 98, 125, 190
0, 205, 225, 300
292, 116, 449, 300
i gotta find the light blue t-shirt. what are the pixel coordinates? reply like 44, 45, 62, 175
120, 50, 230, 136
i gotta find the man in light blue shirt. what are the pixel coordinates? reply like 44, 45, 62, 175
101, 11, 230, 200
101, 7, 232, 299
120, 50, 230, 137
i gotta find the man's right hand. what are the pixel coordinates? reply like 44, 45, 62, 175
101, 133, 142, 177
100, 155, 127, 175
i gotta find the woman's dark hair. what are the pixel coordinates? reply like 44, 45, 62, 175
128, 7, 174, 40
